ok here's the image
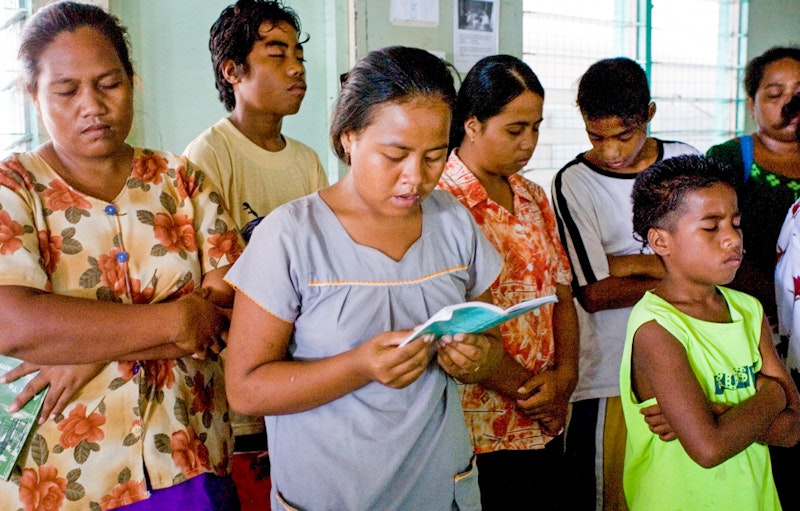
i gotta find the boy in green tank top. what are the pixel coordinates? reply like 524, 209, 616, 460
619, 154, 800, 510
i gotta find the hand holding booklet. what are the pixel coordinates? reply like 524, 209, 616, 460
399, 294, 558, 347
0, 355, 47, 480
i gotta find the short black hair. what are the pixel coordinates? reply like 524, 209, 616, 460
450, 54, 544, 150
632, 155, 738, 247
18, 1, 133, 94
744, 46, 800, 99
577, 57, 650, 126
210, 0, 303, 112
330, 46, 456, 165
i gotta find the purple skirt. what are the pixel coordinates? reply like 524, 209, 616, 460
117, 474, 240, 511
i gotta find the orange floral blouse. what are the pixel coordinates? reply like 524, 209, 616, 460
438, 152, 572, 453
0, 149, 243, 510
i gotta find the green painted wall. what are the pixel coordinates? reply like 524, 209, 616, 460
110, 0, 798, 180
109, 0, 346, 180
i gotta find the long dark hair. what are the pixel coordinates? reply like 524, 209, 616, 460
450, 54, 544, 150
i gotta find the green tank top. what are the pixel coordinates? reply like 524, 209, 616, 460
620, 287, 780, 510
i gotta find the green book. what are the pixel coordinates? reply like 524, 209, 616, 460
0, 355, 47, 480
399, 294, 558, 347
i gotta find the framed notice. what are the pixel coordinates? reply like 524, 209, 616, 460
453, 0, 499, 72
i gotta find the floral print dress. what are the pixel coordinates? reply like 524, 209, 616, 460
437, 152, 572, 453
0, 149, 243, 511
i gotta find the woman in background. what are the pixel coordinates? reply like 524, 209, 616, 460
438, 54, 578, 510
707, 45, 800, 509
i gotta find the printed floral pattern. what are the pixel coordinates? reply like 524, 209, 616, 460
100, 479, 147, 510
57, 403, 106, 448
18, 465, 67, 511
0, 149, 243, 510
153, 212, 197, 254
0, 209, 24, 255
775, 197, 800, 382
438, 153, 572, 453
170, 427, 211, 477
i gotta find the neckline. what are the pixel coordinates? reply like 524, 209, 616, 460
314, 191, 428, 264
647, 288, 738, 325
28, 150, 132, 205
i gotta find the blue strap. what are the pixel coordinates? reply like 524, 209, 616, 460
740, 135, 753, 182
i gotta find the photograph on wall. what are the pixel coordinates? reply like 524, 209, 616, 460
454, 0, 499, 72
457, 0, 493, 31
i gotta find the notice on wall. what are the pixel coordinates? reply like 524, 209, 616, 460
453, 0, 499, 72
390, 0, 440, 27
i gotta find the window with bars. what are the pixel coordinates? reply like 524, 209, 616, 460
1, 0, 33, 160
522, 0, 749, 178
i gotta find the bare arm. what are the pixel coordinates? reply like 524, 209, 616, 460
576, 254, 664, 313
632, 320, 785, 468
0, 283, 228, 365
225, 291, 434, 416
754, 315, 800, 446
607, 254, 666, 280
577, 276, 660, 313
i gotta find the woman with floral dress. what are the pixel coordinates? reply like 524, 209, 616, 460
437, 55, 579, 510
0, 3, 243, 510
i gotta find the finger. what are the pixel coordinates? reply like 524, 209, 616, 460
397, 336, 428, 352
438, 342, 480, 368
640, 405, 662, 417
517, 376, 545, 396
395, 346, 431, 375
0, 362, 39, 384
644, 415, 667, 429
209, 335, 226, 355
8, 374, 49, 414
517, 394, 550, 412
386, 363, 427, 388
43, 387, 76, 424
38, 385, 67, 424
435, 350, 462, 376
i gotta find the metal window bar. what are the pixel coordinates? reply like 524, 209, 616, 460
521, 0, 747, 176
1, 0, 33, 159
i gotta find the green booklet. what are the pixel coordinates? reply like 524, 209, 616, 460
399, 294, 558, 347
0, 355, 47, 480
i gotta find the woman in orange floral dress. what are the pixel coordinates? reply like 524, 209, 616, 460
0, 3, 243, 510
437, 55, 579, 510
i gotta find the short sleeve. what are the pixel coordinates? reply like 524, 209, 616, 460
443, 192, 501, 300
551, 168, 610, 287
312, 152, 329, 189
224, 205, 301, 323
776, 199, 800, 340
176, 155, 244, 272
528, 179, 572, 287
0, 155, 49, 290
